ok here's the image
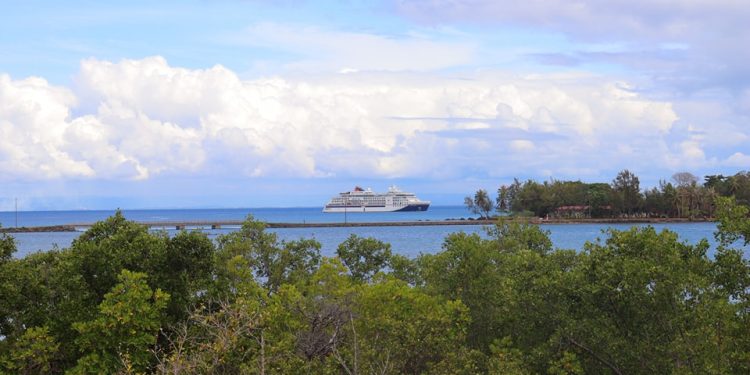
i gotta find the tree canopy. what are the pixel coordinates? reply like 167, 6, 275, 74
473, 170, 750, 219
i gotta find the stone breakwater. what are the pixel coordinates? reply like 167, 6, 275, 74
0, 225, 78, 233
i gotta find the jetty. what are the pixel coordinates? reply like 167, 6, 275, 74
2, 219, 496, 233
67, 219, 498, 230
0, 216, 710, 233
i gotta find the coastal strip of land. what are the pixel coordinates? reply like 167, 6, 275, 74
1, 225, 79, 233
1, 217, 713, 233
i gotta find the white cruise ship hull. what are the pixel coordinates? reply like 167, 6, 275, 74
323, 186, 430, 213
323, 203, 429, 213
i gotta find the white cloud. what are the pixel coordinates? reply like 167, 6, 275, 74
394, 0, 750, 101
233, 22, 476, 72
509, 139, 535, 152
0, 74, 93, 178
0, 57, 704, 182
725, 152, 750, 167
393, 0, 750, 42
679, 140, 707, 162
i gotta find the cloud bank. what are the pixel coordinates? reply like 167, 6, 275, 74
393, 0, 750, 94
3, 56, 723, 184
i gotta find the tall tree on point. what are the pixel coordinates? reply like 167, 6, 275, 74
497, 185, 511, 213
611, 169, 642, 215
464, 189, 494, 219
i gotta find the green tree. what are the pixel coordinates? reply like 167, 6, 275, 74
546, 351, 584, 375
349, 277, 470, 374
732, 172, 750, 205
660, 180, 678, 217
69, 210, 167, 300
488, 219, 553, 254
704, 174, 727, 191
336, 234, 392, 282
506, 179, 523, 213
497, 185, 511, 212
563, 226, 743, 373
214, 216, 321, 294
0, 250, 92, 370
512, 180, 547, 217
70, 270, 169, 374
418, 225, 579, 373
714, 196, 750, 246
611, 169, 642, 215
486, 338, 530, 374
643, 183, 675, 217
2, 326, 59, 375
584, 183, 614, 218
419, 232, 508, 350
0, 228, 15, 263
67, 211, 216, 330
465, 189, 494, 219
156, 282, 306, 374
295, 257, 357, 372
711, 195, 750, 374
672, 172, 702, 218
153, 230, 215, 323
388, 254, 421, 286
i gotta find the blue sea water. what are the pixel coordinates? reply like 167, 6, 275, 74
0, 207, 736, 259
0, 206, 471, 227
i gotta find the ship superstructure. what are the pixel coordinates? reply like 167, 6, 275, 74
323, 186, 430, 213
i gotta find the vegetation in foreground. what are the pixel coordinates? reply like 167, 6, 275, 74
0, 197, 749, 374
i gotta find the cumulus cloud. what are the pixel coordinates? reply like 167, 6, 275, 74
0, 75, 93, 179
5, 56, 737, 183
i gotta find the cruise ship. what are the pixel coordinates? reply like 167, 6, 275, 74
323, 186, 430, 213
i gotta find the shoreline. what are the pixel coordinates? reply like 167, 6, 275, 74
1, 225, 79, 233
0, 217, 715, 233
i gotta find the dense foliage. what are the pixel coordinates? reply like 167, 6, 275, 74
1, 203, 749, 374
475, 170, 750, 219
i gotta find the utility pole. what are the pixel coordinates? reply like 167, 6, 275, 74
15, 198, 18, 228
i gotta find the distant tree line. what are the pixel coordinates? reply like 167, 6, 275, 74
465, 170, 750, 219
1, 200, 749, 374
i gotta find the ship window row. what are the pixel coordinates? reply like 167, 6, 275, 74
335, 197, 387, 201
332, 198, 388, 203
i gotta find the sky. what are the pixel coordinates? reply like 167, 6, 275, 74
1, 0, 749, 210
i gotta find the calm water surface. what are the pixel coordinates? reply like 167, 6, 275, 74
0, 207, 733, 258
0, 206, 471, 227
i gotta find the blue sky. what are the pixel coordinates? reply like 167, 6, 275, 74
1, 0, 749, 209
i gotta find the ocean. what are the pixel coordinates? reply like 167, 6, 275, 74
0, 206, 732, 258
